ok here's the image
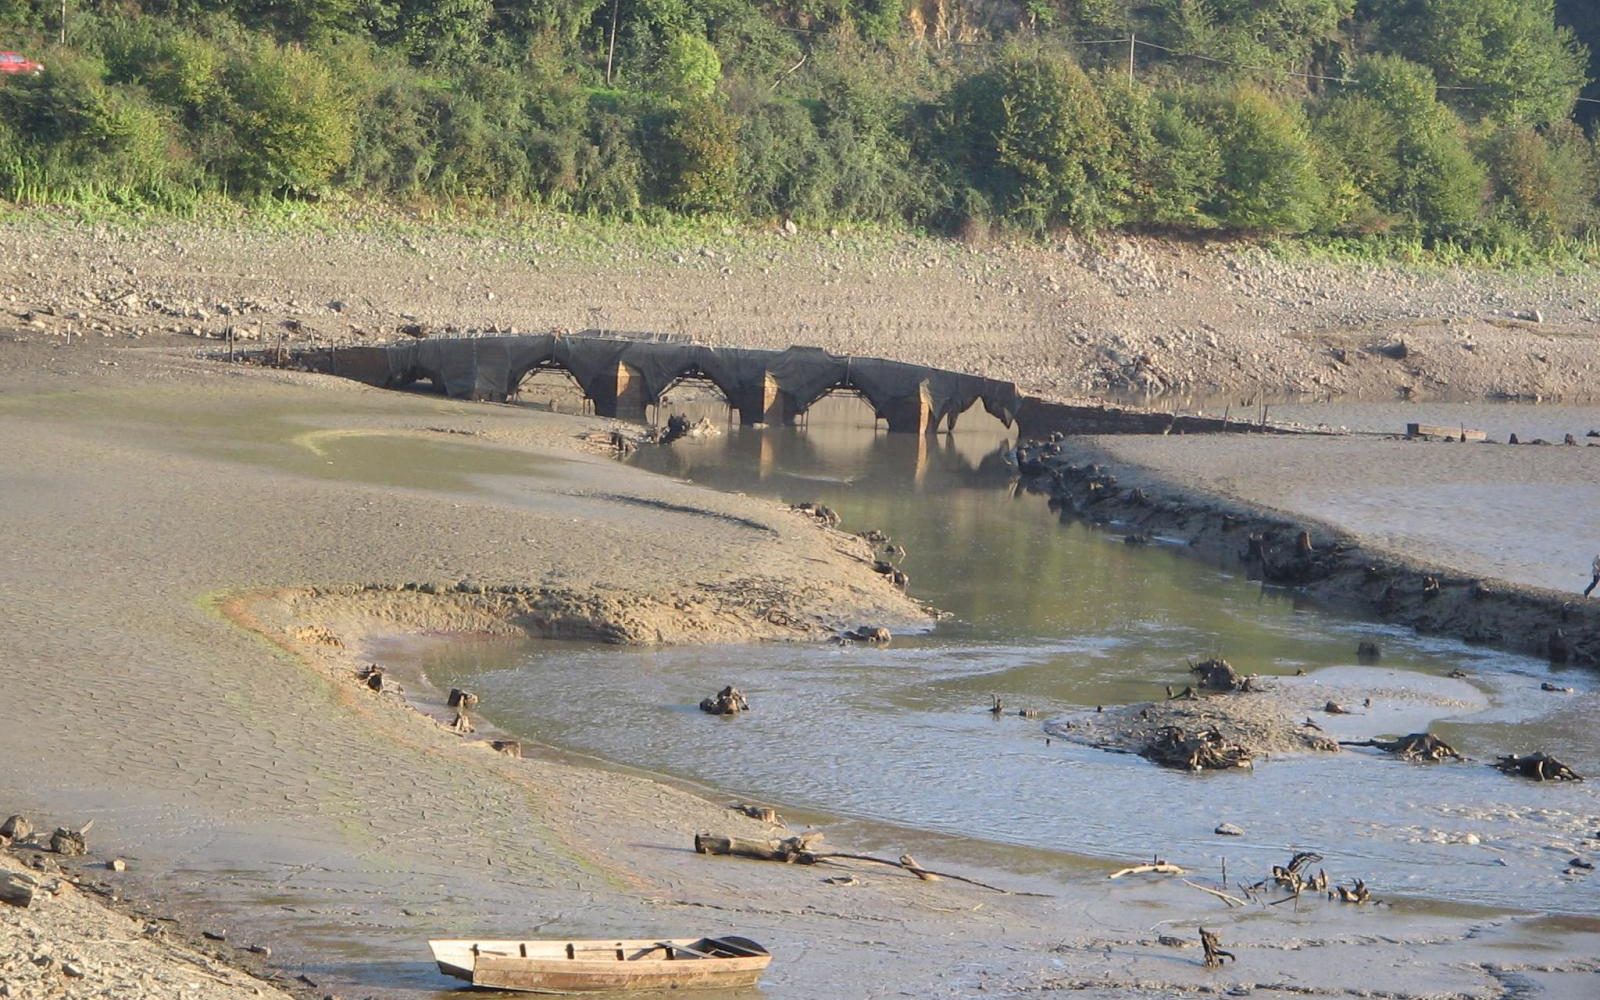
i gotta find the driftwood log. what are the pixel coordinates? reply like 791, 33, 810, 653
1494, 752, 1583, 782
1143, 726, 1252, 771
699, 686, 750, 716
1340, 732, 1463, 762
1108, 861, 1186, 879
694, 831, 822, 863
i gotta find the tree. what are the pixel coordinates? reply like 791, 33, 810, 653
1365, 0, 1588, 125
940, 50, 1128, 232
1315, 55, 1485, 234
654, 31, 720, 99
1185, 85, 1324, 233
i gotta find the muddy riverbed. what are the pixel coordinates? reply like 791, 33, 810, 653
389, 397, 1600, 918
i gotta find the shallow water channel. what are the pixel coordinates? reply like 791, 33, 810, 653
410, 398, 1599, 917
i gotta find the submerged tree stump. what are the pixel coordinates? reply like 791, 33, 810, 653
1142, 726, 1252, 771
1341, 732, 1463, 763
1329, 879, 1372, 903
700, 686, 750, 716
1495, 752, 1583, 782
1199, 927, 1234, 968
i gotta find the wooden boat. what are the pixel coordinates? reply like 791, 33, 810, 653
428, 935, 772, 993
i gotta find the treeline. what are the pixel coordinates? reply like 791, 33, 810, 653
0, 1, 1597, 251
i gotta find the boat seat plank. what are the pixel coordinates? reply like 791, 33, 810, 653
657, 941, 715, 959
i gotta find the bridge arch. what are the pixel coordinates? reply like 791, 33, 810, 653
298, 333, 1022, 433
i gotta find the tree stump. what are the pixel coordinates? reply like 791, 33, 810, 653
699, 686, 750, 715
1356, 640, 1380, 662
490, 740, 521, 758
448, 688, 479, 733
1199, 927, 1234, 968
1190, 658, 1242, 692
1495, 752, 1583, 782
50, 824, 90, 857
358, 664, 385, 692
732, 804, 783, 825
1143, 726, 1252, 771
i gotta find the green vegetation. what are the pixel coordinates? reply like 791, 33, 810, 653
1, 0, 1598, 253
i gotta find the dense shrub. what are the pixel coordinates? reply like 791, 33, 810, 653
1183, 86, 1324, 234
0, 47, 179, 198
939, 50, 1127, 233
0, 1, 1597, 252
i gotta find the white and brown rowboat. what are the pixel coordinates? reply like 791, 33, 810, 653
429, 936, 772, 993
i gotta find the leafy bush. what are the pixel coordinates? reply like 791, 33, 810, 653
211, 39, 355, 195
1184, 86, 1324, 234
1481, 122, 1599, 238
939, 50, 1127, 233
656, 96, 740, 212
0, 47, 179, 199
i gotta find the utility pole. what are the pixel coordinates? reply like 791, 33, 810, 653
605, 0, 620, 86
60, 0, 67, 44
1128, 32, 1136, 86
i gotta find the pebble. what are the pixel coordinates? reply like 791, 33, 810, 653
1215, 822, 1245, 836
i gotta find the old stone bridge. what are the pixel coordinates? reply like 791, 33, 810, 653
275, 331, 1271, 437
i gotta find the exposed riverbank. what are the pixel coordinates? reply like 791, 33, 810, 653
5, 215, 1600, 402
3, 218, 1600, 998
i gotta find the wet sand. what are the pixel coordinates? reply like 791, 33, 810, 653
2, 340, 1598, 999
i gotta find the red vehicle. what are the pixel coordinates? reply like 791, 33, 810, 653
0, 51, 44, 76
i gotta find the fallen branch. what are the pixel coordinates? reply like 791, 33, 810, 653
1181, 879, 1248, 907
693, 832, 1036, 894
814, 853, 1032, 895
